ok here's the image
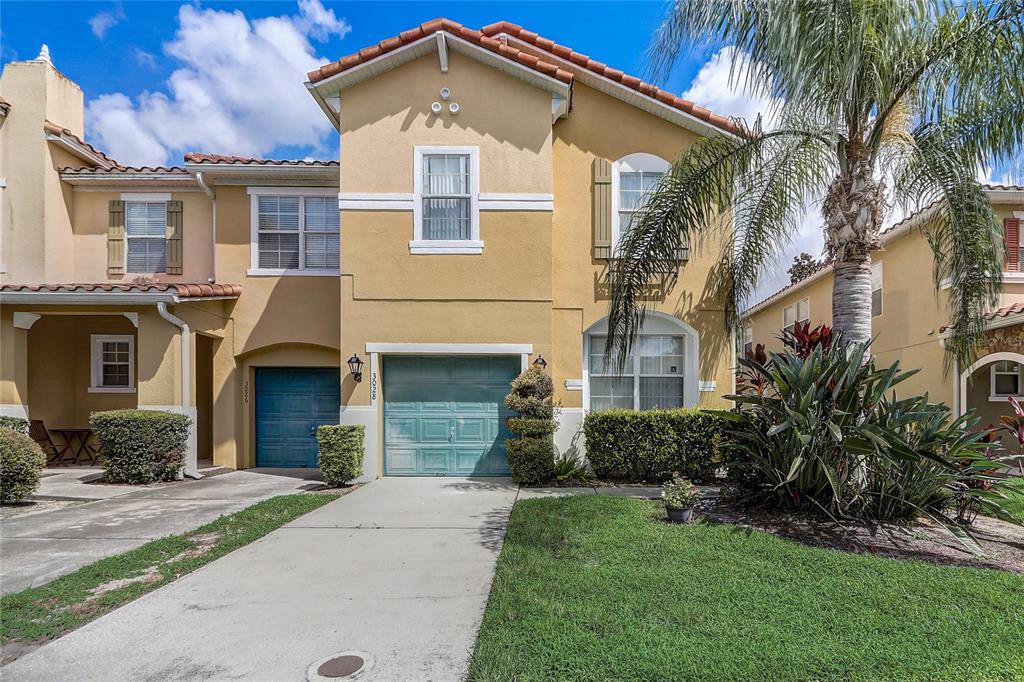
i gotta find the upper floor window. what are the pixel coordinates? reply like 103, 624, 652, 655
871, 261, 883, 318
742, 327, 753, 357
126, 200, 167, 273
412, 146, 481, 254
783, 297, 810, 330
611, 153, 671, 252
991, 360, 1023, 398
248, 188, 339, 276
89, 334, 135, 393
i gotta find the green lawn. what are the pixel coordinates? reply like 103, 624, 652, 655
1002, 478, 1024, 519
1, 493, 340, 646
470, 496, 1024, 682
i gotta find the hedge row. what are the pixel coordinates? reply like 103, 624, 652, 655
316, 425, 364, 486
582, 408, 726, 482
90, 410, 191, 484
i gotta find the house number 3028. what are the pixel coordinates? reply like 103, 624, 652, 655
243, 381, 249, 404
370, 373, 378, 401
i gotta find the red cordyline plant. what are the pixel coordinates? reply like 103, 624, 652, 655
781, 321, 834, 358
998, 396, 1024, 475
736, 342, 772, 396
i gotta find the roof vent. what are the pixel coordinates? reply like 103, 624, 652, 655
34, 44, 54, 66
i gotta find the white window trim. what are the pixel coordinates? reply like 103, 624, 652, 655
742, 326, 753, 356
871, 261, 883, 318
783, 297, 811, 329
247, 187, 339, 276
582, 313, 699, 412
122, 194, 170, 275
89, 334, 136, 393
412, 146, 481, 255
610, 153, 671, 252
989, 360, 1024, 401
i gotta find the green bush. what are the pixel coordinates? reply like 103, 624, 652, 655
723, 340, 1017, 526
583, 409, 726, 482
317, 425, 364, 486
1, 429, 46, 502
505, 366, 555, 484
90, 410, 190, 484
0, 416, 29, 434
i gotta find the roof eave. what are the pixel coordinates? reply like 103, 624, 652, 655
45, 133, 114, 169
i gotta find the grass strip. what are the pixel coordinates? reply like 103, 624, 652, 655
469, 495, 1024, 682
1, 493, 339, 645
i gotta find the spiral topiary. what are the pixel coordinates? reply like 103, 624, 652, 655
504, 366, 555, 484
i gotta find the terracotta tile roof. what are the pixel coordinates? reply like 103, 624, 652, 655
307, 18, 574, 86
938, 302, 1024, 333
43, 120, 118, 168
60, 165, 190, 175
0, 282, 242, 299
184, 153, 338, 167
480, 21, 739, 135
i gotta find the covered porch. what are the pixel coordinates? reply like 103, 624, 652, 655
0, 283, 239, 475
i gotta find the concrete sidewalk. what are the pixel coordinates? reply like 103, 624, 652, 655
0, 469, 324, 594
2, 477, 518, 682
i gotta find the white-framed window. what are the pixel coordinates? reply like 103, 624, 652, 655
124, 195, 168, 273
990, 360, 1023, 399
742, 326, 753, 357
871, 261, 883, 318
611, 153, 671, 252
89, 334, 135, 393
584, 314, 699, 412
783, 297, 810, 330
412, 146, 481, 254
247, 187, 339, 276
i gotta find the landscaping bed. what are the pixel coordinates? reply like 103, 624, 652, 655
0, 490, 352, 665
469, 495, 1024, 682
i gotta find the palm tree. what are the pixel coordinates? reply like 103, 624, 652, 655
608, 0, 1024, 367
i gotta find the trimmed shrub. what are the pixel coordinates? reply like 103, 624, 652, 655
1, 428, 46, 503
505, 366, 555, 484
583, 408, 726, 482
90, 410, 190, 484
317, 425, 364, 486
0, 416, 29, 434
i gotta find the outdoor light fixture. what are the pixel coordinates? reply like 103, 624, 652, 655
347, 354, 365, 383
533, 355, 547, 369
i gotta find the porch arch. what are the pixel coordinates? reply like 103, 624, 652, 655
958, 351, 1024, 416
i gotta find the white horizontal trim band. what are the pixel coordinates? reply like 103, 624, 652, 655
409, 240, 483, 255
247, 268, 340, 277
365, 343, 533, 355
340, 193, 553, 211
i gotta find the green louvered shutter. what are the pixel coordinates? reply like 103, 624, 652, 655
165, 200, 183, 274
592, 157, 612, 259
107, 200, 126, 275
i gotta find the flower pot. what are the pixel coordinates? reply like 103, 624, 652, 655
666, 506, 695, 523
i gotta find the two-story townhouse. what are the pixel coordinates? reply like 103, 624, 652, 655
1, 21, 738, 480
743, 186, 1024, 447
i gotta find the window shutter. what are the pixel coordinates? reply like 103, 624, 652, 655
1005, 217, 1021, 272
593, 157, 612, 259
107, 200, 125, 275
165, 200, 183, 275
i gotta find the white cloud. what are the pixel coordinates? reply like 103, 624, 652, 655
133, 48, 156, 69
89, 8, 124, 40
86, 0, 351, 167
682, 46, 781, 127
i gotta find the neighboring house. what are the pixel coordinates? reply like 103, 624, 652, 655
743, 186, 1024, 446
0, 21, 737, 479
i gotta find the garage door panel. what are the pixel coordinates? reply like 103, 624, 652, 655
255, 368, 340, 468
383, 356, 517, 476
386, 448, 417, 474
385, 417, 418, 442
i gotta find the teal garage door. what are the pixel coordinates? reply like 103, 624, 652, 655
383, 356, 518, 476
255, 368, 339, 467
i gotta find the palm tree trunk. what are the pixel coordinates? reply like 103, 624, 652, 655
823, 151, 885, 346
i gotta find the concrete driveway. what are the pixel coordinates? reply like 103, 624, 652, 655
1, 468, 324, 595
2, 477, 519, 682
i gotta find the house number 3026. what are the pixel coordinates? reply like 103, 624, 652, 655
370, 373, 378, 401
243, 381, 249, 404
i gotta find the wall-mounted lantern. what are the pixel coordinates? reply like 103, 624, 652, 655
347, 354, 365, 383
532, 355, 547, 370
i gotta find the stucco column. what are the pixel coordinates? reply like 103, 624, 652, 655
0, 309, 32, 418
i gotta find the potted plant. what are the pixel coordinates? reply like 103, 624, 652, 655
662, 476, 701, 523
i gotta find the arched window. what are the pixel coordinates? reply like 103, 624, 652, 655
611, 153, 671, 251
584, 312, 699, 411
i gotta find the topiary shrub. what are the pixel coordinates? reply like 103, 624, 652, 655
90, 410, 190, 484
505, 366, 555, 484
317, 425, 364, 486
583, 409, 726, 482
1, 429, 46, 503
0, 416, 29, 434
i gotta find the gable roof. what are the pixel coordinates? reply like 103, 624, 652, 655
43, 121, 117, 169
306, 18, 737, 137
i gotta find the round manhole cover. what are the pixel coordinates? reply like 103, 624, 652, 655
307, 650, 375, 681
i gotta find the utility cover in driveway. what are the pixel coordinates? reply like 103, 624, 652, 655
255, 368, 339, 467
383, 356, 517, 475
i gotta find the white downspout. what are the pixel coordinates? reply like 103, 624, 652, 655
195, 171, 217, 283
156, 302, 202, 479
